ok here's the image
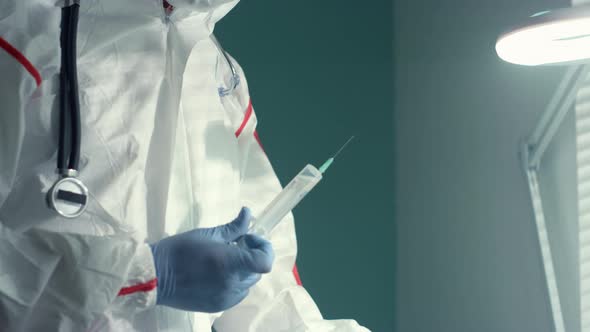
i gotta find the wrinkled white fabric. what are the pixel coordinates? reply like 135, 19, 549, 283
0, 0, 369, 331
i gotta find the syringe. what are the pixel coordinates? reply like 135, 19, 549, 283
248, 136, 355, 238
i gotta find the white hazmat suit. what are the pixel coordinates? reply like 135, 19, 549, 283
0, 0, 370, 331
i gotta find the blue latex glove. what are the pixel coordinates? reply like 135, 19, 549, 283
150, 207, 274, 313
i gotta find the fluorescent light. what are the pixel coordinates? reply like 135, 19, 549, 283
496, 6, 590, 66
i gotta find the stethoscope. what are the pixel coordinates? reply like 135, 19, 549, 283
46, 2, 240, 219
47, 1, 89, 219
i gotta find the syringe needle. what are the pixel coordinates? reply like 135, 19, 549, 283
333, 136, 355, 159
319, 136, 356, 174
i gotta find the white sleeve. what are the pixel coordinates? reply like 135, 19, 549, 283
0, 9, 156, 331
213, 95, 369, 331
0, 225, 156, 331
165, 0, 236, 10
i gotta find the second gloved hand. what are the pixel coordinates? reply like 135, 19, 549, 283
149, 207, 274, 313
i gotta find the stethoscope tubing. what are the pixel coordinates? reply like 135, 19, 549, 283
58, 4, 81, 173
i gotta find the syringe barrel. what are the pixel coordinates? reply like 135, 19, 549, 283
250, 164, 323, 238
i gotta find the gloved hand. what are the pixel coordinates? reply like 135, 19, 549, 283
149, 207, 274, 313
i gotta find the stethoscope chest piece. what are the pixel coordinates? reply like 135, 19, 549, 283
47, 175, 89, 219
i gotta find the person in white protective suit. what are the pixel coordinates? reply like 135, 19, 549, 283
0, 0, 370, 331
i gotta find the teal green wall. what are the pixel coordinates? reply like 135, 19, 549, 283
216, 1, 394, 331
